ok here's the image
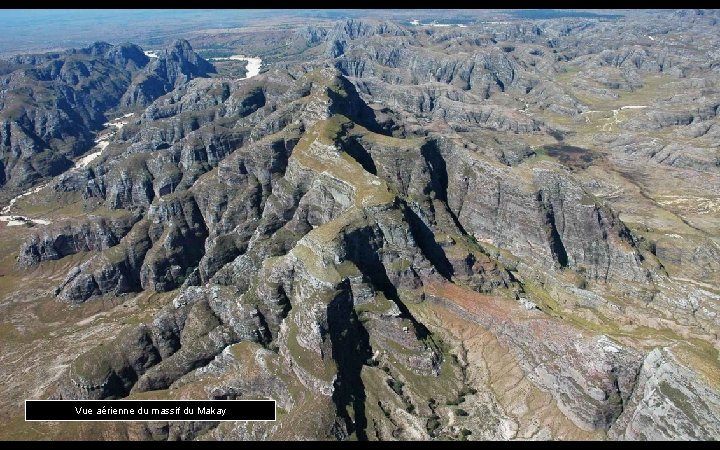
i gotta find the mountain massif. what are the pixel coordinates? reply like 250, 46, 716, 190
0, 10, 719, 441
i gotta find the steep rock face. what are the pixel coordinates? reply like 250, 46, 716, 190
0, 40, 213, 192
103, 154, 157, 209
608, 348, 720, 440
54, 219, 153, 303
298, 26, 329, 47
230, 200, 445, 438
530, 168, 648, 283
629, 101, 720, 131
131, 288, 241, 393
0, 44, 139, 189
190, 133, 298, 284
352, 80, 542, 133
17, 212, 140, 267
325, 19, 408, 58
574, 45, 685, 75
57, 325, 161, 400
57, 286, 247, 399
53, 192, 209, 302
51, 68, 357, 304
139, 191, 208, 292
335, 45, 528, 98
120, 40, 216, 109
434, 137, 649, 286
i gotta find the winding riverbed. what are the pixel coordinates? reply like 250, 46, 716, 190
0, 113, 135, 227
1, 52, 264, 228
209, 55, 263, 80
145, 50, 263, 80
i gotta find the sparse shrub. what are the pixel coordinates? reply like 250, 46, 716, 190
386, 379, 404, 395
455, 408, 469, 417
608, 392, 622, 406
427, 416, 441, 433
577, 276, 588, 289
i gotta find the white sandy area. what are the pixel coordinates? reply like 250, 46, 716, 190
0, 215, 51, 226
410, 21, 468, 27
1, 182, 51, 226
104, 119, 129, 130
210, 55, 263, 80
76, 151, 102, 168
1, 183, 48, 215
0, 212, 51, 226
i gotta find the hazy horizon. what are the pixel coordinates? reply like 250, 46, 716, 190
0, 9, 634, 57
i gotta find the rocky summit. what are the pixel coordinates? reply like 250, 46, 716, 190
0, 9, 719, 441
